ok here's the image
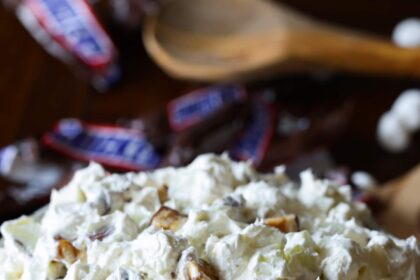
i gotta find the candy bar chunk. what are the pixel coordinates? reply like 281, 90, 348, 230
185, 258, 219, 280
48, 261, 67, 279
56, 239, 82, 264
179, 248, 219, 280
151, 206, 186, 231
157, 185, 169, 203
265, 214, 299, 233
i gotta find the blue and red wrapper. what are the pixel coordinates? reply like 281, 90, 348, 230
229, 98, 276, 165
167, 85, 247, 132
42, 85, 275, 170
43, 119, 161, 171
14, 0, 120, 90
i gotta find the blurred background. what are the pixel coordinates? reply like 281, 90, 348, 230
0, 0, 419, 236
0, 0, 419, 145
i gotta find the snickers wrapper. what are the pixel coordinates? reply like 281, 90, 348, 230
167, 85, 247, 132
229, 98, 276, 166
0, 139, 76, 221
12, 0, 120, 91
165, 101, 250, 166
163, 85, 249, 166
43, 119, 162, 171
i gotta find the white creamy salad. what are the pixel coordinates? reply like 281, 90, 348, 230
0, 154, 419, 279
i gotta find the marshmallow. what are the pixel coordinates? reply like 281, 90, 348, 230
392, 18, 420, 48
391, 89, 420, 132
377, 112, 411, 153
351, 171, 378, 193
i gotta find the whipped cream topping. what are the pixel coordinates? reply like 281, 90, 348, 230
0, 154, 419, 279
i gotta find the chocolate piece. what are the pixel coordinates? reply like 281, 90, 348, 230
151, 206, 186, 231
56, 239, 80, 264
48, 261, 67, 279
180, 249, 220, 280
265, 214, 300, 233
157, 185, 169, 203
185, 259, 219, 280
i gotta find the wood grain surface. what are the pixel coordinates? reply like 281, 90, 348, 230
0, 0, 419, 182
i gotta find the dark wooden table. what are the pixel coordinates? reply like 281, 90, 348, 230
0, 0, 419, 182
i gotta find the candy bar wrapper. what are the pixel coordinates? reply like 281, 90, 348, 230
126, 85, 276, 167
147, 84, 249, 166
43, 119, 162, 171
164, 101, 250, 166
167, 84, 247, 132
46, 85, 248, 170
123, 85, 248, 153
123, 84, 249, 167
7, 0, 120, 91
0, 139, 77, 221
229, 98, 276, 166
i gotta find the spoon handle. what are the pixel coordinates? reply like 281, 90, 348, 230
288, 27, 420, 77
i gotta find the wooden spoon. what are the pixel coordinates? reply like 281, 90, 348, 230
373, 164, 420, 239
143, 0, 420, 82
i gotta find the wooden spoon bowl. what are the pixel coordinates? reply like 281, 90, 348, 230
374, 165, 420, 239
143, 0, 420, 82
